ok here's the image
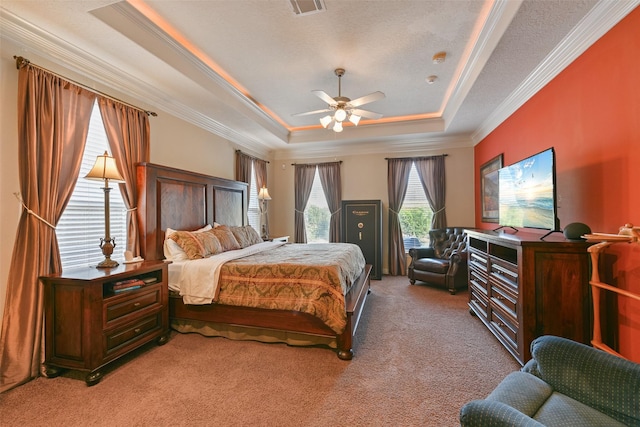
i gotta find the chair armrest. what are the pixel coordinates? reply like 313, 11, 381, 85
408, 247, 435, 260
460, 400, 545, 427
525, 335, 640, 425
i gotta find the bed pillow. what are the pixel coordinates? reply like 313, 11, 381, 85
211, 225, 242, 251
164, 224, 212, 261
168, 229, 223, 260
230, 225, 263, 248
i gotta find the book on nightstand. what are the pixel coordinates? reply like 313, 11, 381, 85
108, 278, 145, 293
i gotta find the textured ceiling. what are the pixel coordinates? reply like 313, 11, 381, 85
1, 0, 635, 157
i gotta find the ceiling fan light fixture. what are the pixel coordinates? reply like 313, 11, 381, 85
334, 108, 347, 122
333, 121, 343, 132
320, 115, 333, 128
349, 114, 361, 126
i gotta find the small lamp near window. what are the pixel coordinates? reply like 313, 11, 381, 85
84, 151, 125, 268
257, 186, 272, 240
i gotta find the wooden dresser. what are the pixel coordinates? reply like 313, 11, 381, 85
41, 261, 170, 385
466, 229, 591, 365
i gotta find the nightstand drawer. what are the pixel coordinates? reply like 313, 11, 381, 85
105, 313, 162, 354
105, 285, 162, 325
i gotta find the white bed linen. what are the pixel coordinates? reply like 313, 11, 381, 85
168, 241, 286, 305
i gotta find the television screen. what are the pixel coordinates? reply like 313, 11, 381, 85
498, 148, 557, 230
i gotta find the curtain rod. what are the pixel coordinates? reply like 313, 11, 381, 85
291, 160, 343, 166
235, 149, 269, 163
384, 154, 448, 161
14, 56, 157, 117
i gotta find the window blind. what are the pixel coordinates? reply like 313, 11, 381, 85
57, 103, 128, 269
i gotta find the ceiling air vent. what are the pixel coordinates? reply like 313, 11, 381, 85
289, 0, 326, 16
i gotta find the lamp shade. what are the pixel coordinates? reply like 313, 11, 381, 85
320, 115, 333, 128
349, 114, 361, 126
85, 151, 125, 183
334, 108, 347, 122
257, 186, 272, 200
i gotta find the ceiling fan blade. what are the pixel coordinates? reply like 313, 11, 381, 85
292, 108, 332, 117
348, 91, 385, 108
351, 108, 383, 120
312, 90, 338, 106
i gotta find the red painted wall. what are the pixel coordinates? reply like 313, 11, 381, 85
474, 7, 640, 361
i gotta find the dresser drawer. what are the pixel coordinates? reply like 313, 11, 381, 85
104, 284, 162, 326
469, 268, 488, 292
468, 250, 488, 272
104, 312, 162, 355
470, 288, 489, 320
490, 305, 519, 355
490, 259, 518, 293
491, 282, 518, 320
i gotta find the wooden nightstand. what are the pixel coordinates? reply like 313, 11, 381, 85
41, 260, 170, 386
264, 236, 289, 243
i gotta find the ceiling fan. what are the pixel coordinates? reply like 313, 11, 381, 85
293, 68, 385, 132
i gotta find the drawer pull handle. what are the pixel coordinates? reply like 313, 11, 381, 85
133, 302, 141, 307
496, 295, 505, 301
134, 328, 141, 334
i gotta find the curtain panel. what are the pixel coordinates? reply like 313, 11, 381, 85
387, 159, 413, 276
98, 98, 150, 257
415, 155, 447, 229
294, 164, 317, 243
0, 65, 96, 392
235, 151, 268, 233
317, 162, 342, 243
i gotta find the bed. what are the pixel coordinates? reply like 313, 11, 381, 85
136, 162, 371, 359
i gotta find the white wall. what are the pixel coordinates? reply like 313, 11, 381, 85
0, 52, 21, 326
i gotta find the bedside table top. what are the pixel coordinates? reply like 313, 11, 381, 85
41, 260, 170, 281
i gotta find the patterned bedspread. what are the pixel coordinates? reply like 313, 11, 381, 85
176, 242, 366, 334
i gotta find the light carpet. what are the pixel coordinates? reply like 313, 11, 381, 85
0, 275, 520, 426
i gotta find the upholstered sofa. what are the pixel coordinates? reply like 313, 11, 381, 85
407, 227, 468, 294
460, 335, 640, 426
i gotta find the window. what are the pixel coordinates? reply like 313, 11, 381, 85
247, 163, 260, 232
399, 162, 433, 250
304, 167, 330, 243
57, 103, 128, 269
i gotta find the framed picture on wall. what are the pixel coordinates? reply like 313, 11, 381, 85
480, 154, 503, 223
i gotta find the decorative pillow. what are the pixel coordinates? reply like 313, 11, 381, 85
230, 225, 263, 248
211, 225, 241, 252
169, 229, 223, 260
164, 225, 212, 261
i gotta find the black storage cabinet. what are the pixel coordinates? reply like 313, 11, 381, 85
341, 200, 382, 280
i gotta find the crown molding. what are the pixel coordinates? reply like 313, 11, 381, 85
471, 0, 640, 144
275, 132, 473, 160
89, 2, 288, 138
442, 0, 522, 128
0, 7, 282, 157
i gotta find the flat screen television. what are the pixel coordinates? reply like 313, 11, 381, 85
498, 148, 558, 231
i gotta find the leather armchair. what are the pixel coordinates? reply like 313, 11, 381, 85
408, 227, 468, 295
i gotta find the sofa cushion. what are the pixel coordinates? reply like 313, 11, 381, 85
486, 372, 552, 417
526, 335, 640, 425
534, 392, 628, 427
412, 257, 449, 274
460, 400, 545, 427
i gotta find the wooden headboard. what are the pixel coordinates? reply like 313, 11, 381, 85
136, 162, 248, 261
